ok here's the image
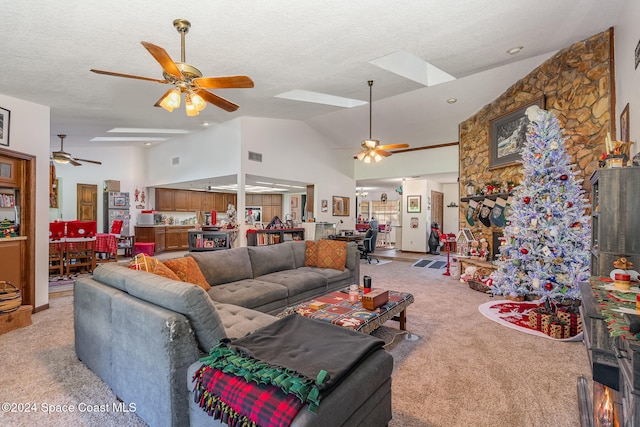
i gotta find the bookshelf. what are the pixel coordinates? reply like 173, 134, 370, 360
188, 230, 231, 252
246, 228, 305, 246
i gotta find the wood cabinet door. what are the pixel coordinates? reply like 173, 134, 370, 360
271, 194, 282, 207
156, 189, 175, 211
0, 240, 22, 293
214, 192, 226, 212
0, 156, 20, 187
154, 227, 166, 253
180, 229, 189, 249
77, 183, 98, 221
174, 190, 190, 211
188, 191, 203, 211
202, 192, 215, 210
165, 227, 182, 250
246, 194, 258, 206
262, 194, 272, 206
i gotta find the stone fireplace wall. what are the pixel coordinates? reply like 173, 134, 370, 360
458, 29, 613, 252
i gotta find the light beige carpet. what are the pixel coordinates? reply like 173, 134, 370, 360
0, 260, 590, 427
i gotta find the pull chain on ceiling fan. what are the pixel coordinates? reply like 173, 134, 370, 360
355, 80, 408, 163
90, 19, 254, 116
51, 134, 102, 166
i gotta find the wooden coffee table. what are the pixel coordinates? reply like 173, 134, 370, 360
281, 288, 414, 334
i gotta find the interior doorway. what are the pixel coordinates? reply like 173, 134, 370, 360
431, 190, 443, 228
77, 184, 97, 221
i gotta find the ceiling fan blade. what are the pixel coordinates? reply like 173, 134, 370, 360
74, 158, 103, 165
193, 75, 255, 89
90, 69, 168, 84
377, 150, 392, 157
69, 159, 82, 166
378, 143, 409, 150
141, 41, 183, 79
194, 89, 239, 112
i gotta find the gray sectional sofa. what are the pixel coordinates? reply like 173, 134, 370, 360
74, 240, 393, 427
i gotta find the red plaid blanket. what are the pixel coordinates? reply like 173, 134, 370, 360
193, 365, 303, 427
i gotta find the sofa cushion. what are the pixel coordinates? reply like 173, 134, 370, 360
304, 241, 319, 267
284, 241, 306, 268
257, 269, 327, 296
128, 253, 181, 281
297, 266, 352, 284
206, 279, 288, 310
212, 301, 277, 339
123, 270, 226, 352
187, 247, 253, 285
163, 257, 211, 291
316, 240, 347, 270
247, 243, 296, 277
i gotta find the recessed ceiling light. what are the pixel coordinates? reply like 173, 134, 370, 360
108, 128, 190, 134
446, 98, 457, 104
506, 46, 523, 55
144, 142, 152, 146
202, 122, 210, 127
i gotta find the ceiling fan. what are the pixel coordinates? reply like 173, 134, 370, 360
52, 134, 102, 166
90, 19, 253, 115
356, 80, 408, 163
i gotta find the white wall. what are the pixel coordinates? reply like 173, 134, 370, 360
0, 94, 50, 309
240, 117, 355, 222
614, 1, 640, 157
53, 145, 148, 233
442, 182, 459, 234
401, 179, 428, 252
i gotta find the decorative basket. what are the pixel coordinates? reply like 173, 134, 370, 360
468, 279, 490, 293
0, 281, 21, 314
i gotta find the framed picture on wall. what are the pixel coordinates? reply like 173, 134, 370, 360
332, 196, 349, 216
621, 103, 630, 142
407, 195, 421, 213
0, 107, 10, 147
489, 97, 545, 169
321, 199, 328, 213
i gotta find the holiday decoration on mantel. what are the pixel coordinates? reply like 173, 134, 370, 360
598, 132, 633, 168
489, 106, 590, 304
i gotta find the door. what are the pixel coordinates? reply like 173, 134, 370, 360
431, 190, 444, 229
77, 184, 98, 221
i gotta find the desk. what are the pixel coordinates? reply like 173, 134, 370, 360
334, 235, 364, 242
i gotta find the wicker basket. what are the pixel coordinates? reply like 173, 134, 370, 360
468, 279, 490, 293
0, 281, 21, 314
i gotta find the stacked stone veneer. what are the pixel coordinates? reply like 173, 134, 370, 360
458, 29, 613, 250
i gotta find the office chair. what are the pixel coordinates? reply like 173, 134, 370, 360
358, 221, 379, 264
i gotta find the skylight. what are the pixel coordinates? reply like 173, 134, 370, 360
369, 51, 456, 87
275, 90, 367, 108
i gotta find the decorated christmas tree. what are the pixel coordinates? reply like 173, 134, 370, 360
489, 106, 591, 303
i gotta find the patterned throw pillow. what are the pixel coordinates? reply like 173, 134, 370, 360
315, 240, 347, 270
129, 253, 180, 281
304, 241, 319, 267
163, 257, 211, 291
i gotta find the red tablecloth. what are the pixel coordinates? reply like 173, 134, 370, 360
95, 233, 118, 254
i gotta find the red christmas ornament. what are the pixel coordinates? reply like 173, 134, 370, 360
545, 282, 553, 291
523, 197, 531, 204
520, 248, 529, 254
567, 201, 573, 208
560, 174, 568, 181
572, 221, 581, 228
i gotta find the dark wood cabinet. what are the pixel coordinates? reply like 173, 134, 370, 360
174, 190, 190, 211
0, 155, 20, 187
135, 226, 166, 253
188, 230, 231, 251
165, 226, 190, 250
202, 192, 215, 210
155, 188, 175, 212
247, 228, 304, 246
188, 191, 203, 211
590, 168, 640, 276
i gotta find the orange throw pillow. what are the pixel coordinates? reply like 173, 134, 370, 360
304, 241, 319, 267
163, 257, 211, 291
315, 240, 347, 270
129, 253, 180, 281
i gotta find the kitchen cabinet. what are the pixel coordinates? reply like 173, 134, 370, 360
188, 191, 203, 211
135, 226, 166, 254
202, 192, 215, 210
165, 225, 191, 250
174, 190, 190, 211
155, 188, 175, 212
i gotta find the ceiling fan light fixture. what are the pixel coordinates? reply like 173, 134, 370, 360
191, 92, 206, 111
363, 154, 372, 164
374, 153, 383, 162
356, 151, 366, 161
159, 88, 181, 112
363, 139, 378, 149
53, 157, 70, 164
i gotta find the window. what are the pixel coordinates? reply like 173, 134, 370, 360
371, 200, 400, 225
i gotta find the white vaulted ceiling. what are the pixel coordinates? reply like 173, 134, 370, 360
1, 1, 625, 156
